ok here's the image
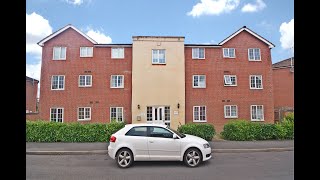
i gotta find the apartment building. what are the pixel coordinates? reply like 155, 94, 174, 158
272, 57, 294, 121
33, 24, 275, 131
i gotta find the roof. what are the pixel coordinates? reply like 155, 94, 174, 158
26, 76, 39, 83
219, 26, 275, 48
272, 57, 294, 69
132, 36, 185, 39
94, 44, 132, 47
37, 24, 97, 46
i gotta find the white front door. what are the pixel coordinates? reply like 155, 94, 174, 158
152, 106, 165, 124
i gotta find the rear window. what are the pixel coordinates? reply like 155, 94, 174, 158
125, 126, 147, 137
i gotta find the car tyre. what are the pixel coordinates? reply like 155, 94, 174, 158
183, 148, 202, 168
116, 148, 133, 168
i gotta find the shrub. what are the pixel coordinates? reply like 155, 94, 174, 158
283, 112, 294, 122
221, 119, 294, 141
177, 123, 215, 141
26, 120, 125, 142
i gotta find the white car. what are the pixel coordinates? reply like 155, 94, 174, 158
108, 124, 212, 168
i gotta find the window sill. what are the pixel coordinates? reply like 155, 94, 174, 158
251, 119, 264, 122
78, 119, 91, 121
52, 59, 66, 61
225, 116, 238, 119
80, 56, 93, 58
192, 58, 205, 60
224, 85, 237, 87
110, 87, 124, 89
79, 86, 92, 88
51, 89, 65, 91
111, 58, 125, 59
248, 60, 262, 62
223, 57, 236, 59
250, 88, 263, 90
152, 63, 166, 65
193, 86, 206, 88
193, 120, 207, 123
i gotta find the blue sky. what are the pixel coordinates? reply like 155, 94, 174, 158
26, 0, 294, 81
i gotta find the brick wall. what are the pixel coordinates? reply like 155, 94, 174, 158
185, 31, 274, 132
38, 28, 132, 123
273, 68, 294, 108
26, 79, 38, 112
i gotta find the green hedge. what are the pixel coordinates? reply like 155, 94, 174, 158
26, 120, 125, 142
221, 119, 294, 141
177, 123, 215, 141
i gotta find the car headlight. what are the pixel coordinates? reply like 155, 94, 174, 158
203, 143, 210, 148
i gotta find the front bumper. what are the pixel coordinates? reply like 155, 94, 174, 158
202, 147, 212, 161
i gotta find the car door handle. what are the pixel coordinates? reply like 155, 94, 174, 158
149, 141, 154, 143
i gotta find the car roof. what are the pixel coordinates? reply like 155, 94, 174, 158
124, 123, 167, 128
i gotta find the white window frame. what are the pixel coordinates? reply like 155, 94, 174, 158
223, 48, 236, 58
251, 105, 264, 121
110, 75, 124, 88
224, 75, 237, 86
78, 107, 91, 121
51, 75, 65, 90
80, 47, 93, 57
152, 49, 166, 64
250, 75, 263, 89
193, 106, 207, 122
224, 105, 238, 118
192, 48, 205, 59
50, 107, 64, 122
111, 48, 125, 59
248, 48, 261, 61
53, 47, 66, 60
193, 75, 206, 88
110, 107, 124, 122
78, 75, 92, 87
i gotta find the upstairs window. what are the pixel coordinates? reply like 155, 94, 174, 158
79, 75, 92, 87
51, 75, 65, 90
192, 48, 205, 59
193, 75, 206, 88
250, 75, 263, 89
53, 47, 66, 60
152, 49, 166, 64
111, 75, 124, 88
223, 48, 235, 58
80, 47, 93, 57
248, 48, 261, 61
111, 48, 124, 59
224, 75, 237, 86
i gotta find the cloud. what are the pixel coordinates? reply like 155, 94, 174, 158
187, 0, 240, 17
26, 12, 52, 56
65, 0, 83, 5
241, 0, 266, 13
86, 29, 112, 44
279, 18, 294, 51
26, 61, 42, 82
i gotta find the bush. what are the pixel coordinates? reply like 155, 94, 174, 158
26, 120, 125, 142
283, 112, 294, 122
221, 119, 294, 141
177, 123, 215, 141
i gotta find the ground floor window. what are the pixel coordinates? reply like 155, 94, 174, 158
251, 105, 264, 121
78, 107, 91, 121
193, 106, 206, 122
224, 105, 238, 118
110, 107, 123, 122
50, 108, 63, 122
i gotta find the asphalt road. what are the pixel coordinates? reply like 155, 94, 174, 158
26, 151, 293, 180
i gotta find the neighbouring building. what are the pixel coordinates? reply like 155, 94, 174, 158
272, 57, 294, 122
33, 24, 275, 132
26, 76, 39, 113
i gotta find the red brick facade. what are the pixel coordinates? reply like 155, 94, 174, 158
185, 31, 274, 132
26, 76, 39, 113
273, 59, 294, 109
38, 28, 132, 123
34, 25, 275, 131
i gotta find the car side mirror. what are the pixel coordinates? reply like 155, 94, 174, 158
173, 134, 178, 139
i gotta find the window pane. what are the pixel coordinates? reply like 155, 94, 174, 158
87, 76, 91, 86
59, 76, 64, 89
249, 49, 254, 60
61, 47, 66, 59
80, 47, 86, 57
199, 76, 205, 87
199, 48, 204, 58
165, 107, 170, 121
230, 76, 236, 85
194, 76, 198, 87
194, 107, 199, 120
223, 49, 228, 57
254, 49, 260, 60
152, 50, 159, 63
126, 127, 147, 136
200, 106, 206, 121
251, 76, 255, 88
147, 107, 152, 121
229, 49, 235, 57
252, 106, 257, 119
150, 127, 173, 138
53, 47, 60, 60
231, 106, 237, 116
224, 75, 231, 85
225, 106, 230, 117
117, 108, 123, 121
192, 48, 199, 58
119, 48, 124, 58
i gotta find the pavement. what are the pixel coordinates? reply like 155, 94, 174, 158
26, 140, 293, 155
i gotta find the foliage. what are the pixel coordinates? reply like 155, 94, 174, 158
177, 123, 215, 141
